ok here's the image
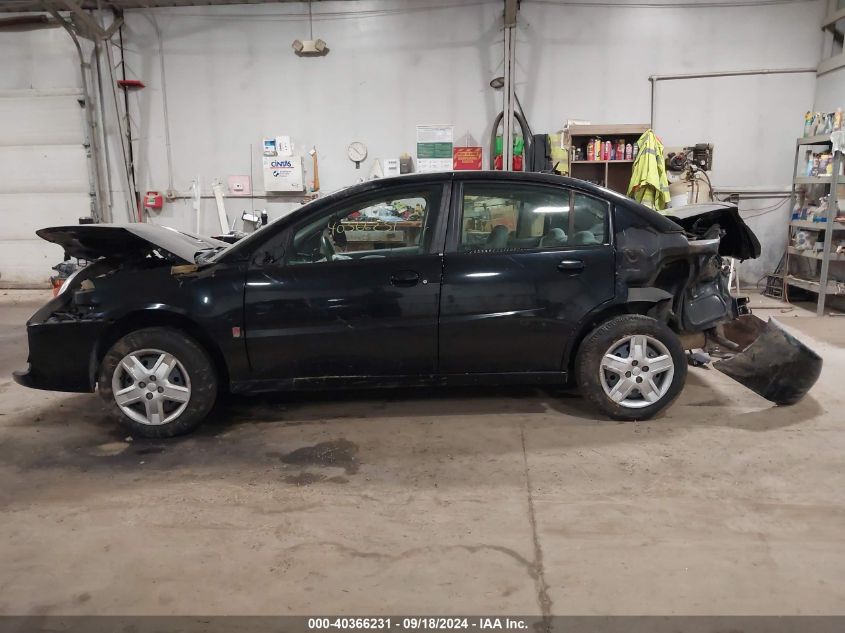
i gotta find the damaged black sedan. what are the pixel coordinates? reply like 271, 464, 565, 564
14, 172, 822, 437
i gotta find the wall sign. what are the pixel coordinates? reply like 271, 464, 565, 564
416, 124, 454, 173
262, 155, 305, 192
453, 146, 482, 170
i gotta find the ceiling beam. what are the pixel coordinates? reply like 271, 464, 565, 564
504, 0, 518, 27
41, 0, 122, 40
0, 0, 315, 12
0, 13, 58, 28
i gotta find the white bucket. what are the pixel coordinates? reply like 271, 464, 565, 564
669, 192, 689, 209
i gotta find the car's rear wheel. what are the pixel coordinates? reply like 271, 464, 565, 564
98, 327, 217, 438
576, 314, 686, 421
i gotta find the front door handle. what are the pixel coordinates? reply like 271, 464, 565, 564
390, 270, 421, 287
557, 259, 585, 273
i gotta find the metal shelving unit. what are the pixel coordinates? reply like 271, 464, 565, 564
784, 135, 844, 315
788, 246, 845, 262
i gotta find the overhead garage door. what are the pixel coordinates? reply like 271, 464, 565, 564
0, 89, 92, 287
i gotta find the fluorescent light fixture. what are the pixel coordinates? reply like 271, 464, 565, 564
532, 206, 570, 214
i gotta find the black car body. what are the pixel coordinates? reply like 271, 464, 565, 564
13, 172, 822, 436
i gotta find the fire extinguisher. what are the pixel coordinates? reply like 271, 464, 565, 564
493, 153, 524, 171
489, 109, 531, 171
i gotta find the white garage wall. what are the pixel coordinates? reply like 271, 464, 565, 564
0, 27, 93, 286
110, 0, 825, 284
652, 72, 818, 284
815, 65, 845, 111
519, 0, 825, 283
0, 26, 80, 91
0, 0, 829, 286
111, 0, 504, 235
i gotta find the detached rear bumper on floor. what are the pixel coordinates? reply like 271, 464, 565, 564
712, 315, 823, 405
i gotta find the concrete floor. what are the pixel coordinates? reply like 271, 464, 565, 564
0, 289, 844, 616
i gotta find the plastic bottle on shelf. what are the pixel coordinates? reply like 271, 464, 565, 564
804, 111, 814, 137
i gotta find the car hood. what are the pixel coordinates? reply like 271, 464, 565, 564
665, 203, 762, 261
36, 224, 229, 263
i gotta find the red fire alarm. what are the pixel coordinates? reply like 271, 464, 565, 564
144, 191, 163, 209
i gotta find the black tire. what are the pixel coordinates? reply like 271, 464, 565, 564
97, 327, 218, 438
575, 314, 687, 421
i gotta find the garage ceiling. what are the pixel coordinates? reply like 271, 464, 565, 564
0, 0, 337, 12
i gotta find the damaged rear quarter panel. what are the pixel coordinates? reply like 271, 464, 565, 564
614, 202, 737, 333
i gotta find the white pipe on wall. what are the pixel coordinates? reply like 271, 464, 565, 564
649, 67, 817, 128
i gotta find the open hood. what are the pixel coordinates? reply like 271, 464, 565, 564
666, 203, 762, 261
36, 224, 228, 263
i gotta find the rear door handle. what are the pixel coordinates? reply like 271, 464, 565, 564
557, 259, 585, 273
390, 270, 421, 287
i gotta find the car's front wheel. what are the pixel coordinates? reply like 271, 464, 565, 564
97, 327, 218, 438
576, 314, 687, 421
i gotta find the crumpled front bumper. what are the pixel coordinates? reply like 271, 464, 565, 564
12, 367, 38, 389
711, 315, 822, 405
13, 318, 104, 393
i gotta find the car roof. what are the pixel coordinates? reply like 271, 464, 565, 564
314, 170, 636, 207
339, 170, 609, 193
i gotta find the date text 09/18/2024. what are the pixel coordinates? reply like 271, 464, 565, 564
307, 617, 530, 630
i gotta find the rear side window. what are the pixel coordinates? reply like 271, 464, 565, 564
571, 192, 609, 245
459, 183, 608, 252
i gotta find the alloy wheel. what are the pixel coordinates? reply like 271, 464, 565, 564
598, 334, 675, 409
111, 348, 191, 425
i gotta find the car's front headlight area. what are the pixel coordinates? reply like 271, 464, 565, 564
56, 265, 85, 296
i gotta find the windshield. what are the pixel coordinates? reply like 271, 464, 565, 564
204, 215, 282, 263
206, 188, 351, 263
206, 179, 421, 263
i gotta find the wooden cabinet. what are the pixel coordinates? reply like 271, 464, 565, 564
565, 124, 648, 195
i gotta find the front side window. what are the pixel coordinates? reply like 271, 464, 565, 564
459, 184, 608, 252
288, 186, 442, 265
